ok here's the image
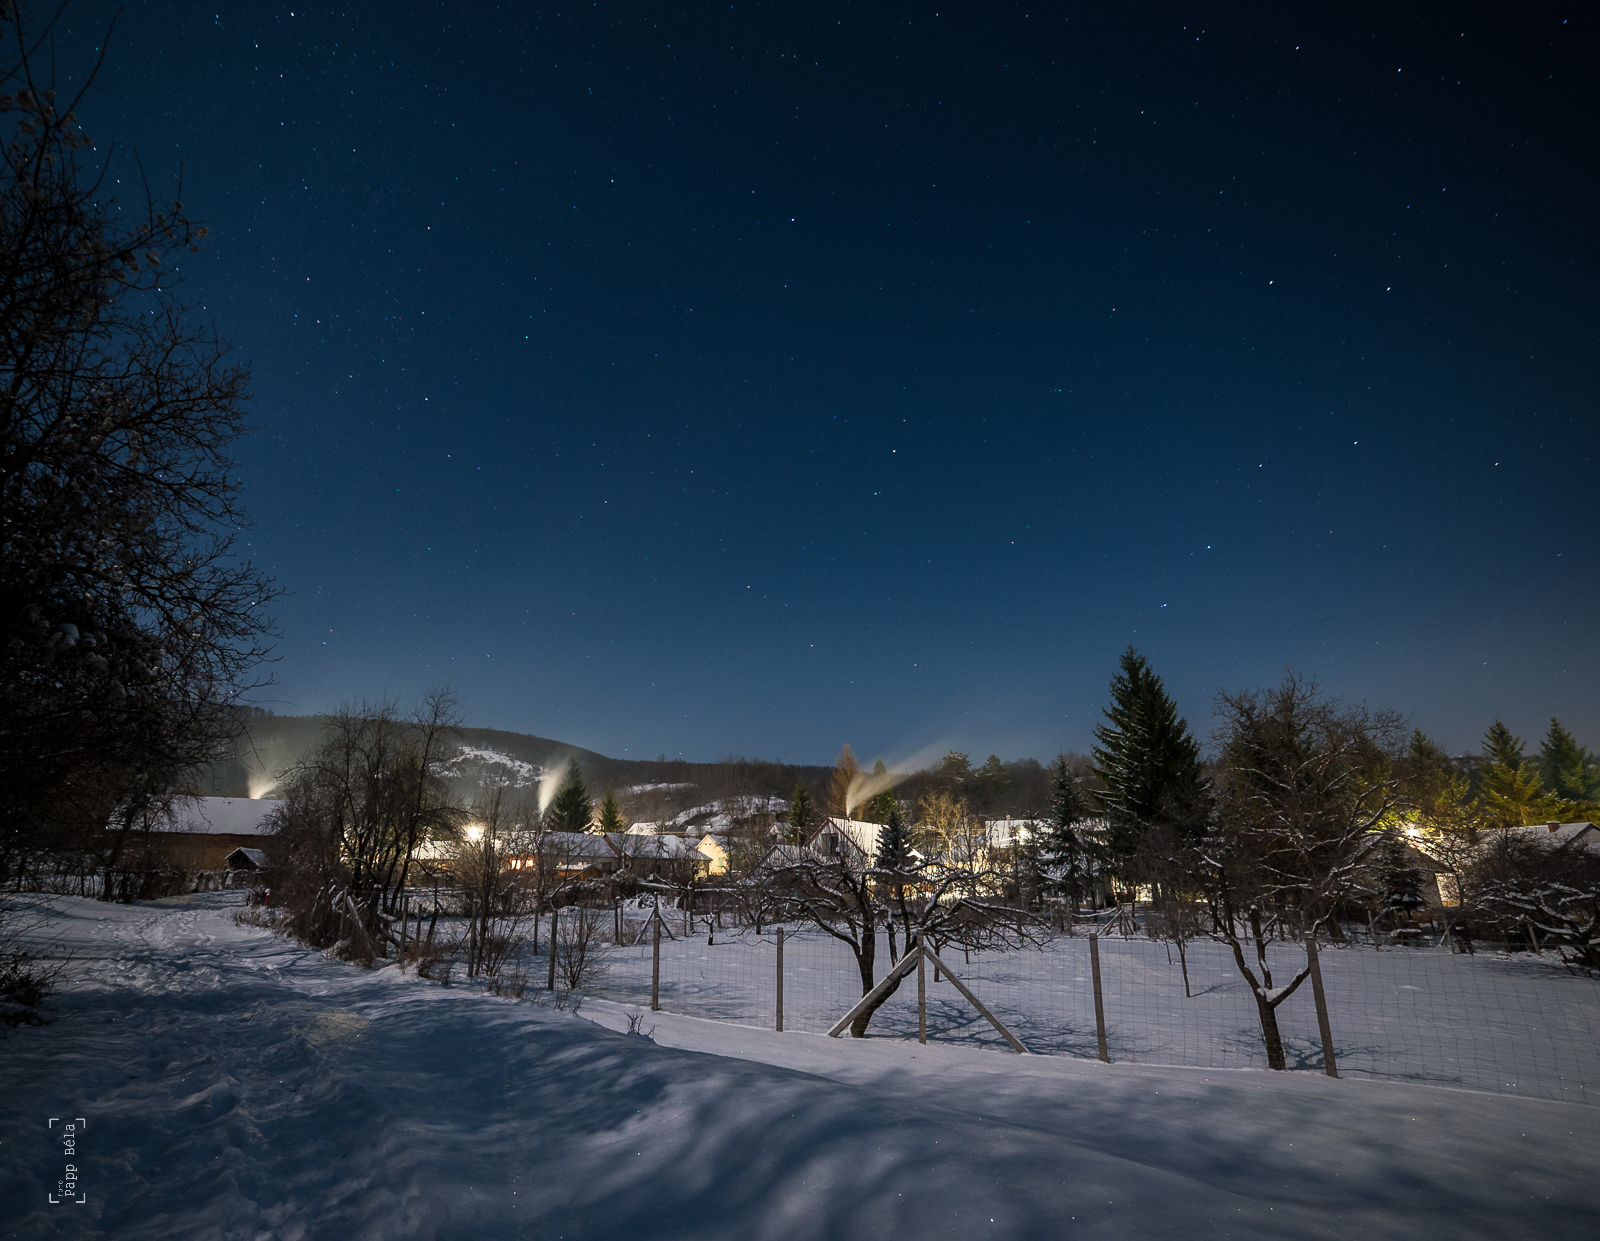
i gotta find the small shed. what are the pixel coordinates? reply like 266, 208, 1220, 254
224, 846, 271, 871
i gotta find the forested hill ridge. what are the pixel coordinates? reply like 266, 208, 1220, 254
199, 712, 838, 813
196, 712, 1069, 823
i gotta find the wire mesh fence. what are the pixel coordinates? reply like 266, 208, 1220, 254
576, 911, 1600, 1106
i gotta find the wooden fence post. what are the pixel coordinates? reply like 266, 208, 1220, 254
1306, 937, 1338, 1079
917, 936, 927, 1045
1090, 932, 1110, 1063
547, 906, 558, 991
775, 925, 784, 1032
651, 912, 662, 1012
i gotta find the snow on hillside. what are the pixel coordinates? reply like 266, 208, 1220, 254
433, 745, 541, 791
3, 895, 1598, 1240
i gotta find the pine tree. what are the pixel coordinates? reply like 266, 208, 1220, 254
547, 755, 592, 833
1092, 647, 1204, 862
1483, 720, 1527, 772
788, 781, 816, 844
875, 800, 912, 874
1036, 758, 1092, 908
596, 787, 625, 835
1478, 721, 1570, 829
1376, 833, 1427, 923
1540, 719, 1600, 804
972, 754, 1010, 810
863, 758, 899, 822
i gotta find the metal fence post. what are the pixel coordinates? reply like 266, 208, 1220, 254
1090, 932, 1110, 1063
775, 925, 784, 1032
651, 912, 662, 1012
1307, 937, 1338, 1078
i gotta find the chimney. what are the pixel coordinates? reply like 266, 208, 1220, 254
1547, 821, 1561, 833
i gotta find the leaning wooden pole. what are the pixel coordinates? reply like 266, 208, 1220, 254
827, 945, 924, 1037
920, 945, 1029, 1054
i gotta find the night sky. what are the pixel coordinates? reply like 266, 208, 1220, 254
53, 2, 1597, 763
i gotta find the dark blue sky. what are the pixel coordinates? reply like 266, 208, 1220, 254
56, 2, 1597, 763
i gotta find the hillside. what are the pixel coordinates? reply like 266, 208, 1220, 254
200, 713, 834, 816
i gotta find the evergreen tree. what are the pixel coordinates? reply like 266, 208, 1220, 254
1403, 730, 1479, 832
1478, 721, 1570, 829
937, 751, 973, 789
596, 787, 626, 835
972, 754, 1011, 811
1376, 833, 1427, 923
863, 758, 899, 822
1091, 647, 1204, 862
1540, 719, 1600, 804
1483, 720, 1527, 772
876, 800, 912, 874
788, 781, 816, 844
1036, 757, 1092, 907
547, 755, 592, 833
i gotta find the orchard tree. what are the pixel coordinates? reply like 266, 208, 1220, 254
0, 2, 277, 885
1197, 672, 1405, 1069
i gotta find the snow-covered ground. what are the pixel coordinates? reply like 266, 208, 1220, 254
590, 922, 1600, 1105
3, 894, 1598, 1239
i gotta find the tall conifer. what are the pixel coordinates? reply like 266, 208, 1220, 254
548, 755, 592, 833
1036, 757, 1092, 907
1091, 647, 1204, 862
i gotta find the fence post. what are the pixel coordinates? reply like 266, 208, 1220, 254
1306, 937, 1338, 1079
775, 925, 784, 1032
547, 906, 558, 991
651, 912, 662, 1012
917, 937, 927, 1045
1089, 932, 1110, 1063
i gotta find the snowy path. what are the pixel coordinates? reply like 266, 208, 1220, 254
1, 895, 1596, 1240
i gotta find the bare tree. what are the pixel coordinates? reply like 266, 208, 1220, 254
0, 3, 277, 886
1192, 672, 1403, 1068
769, 837, 1041, 1037
267, 692, 463, 955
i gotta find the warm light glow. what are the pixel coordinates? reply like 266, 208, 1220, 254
464, 824, 484, 842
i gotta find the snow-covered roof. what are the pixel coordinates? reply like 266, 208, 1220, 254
608, 834, 708, 862
154, 796, 283, 836
539, 831, 618, 859
1503, 822, 1600, 852
225, 847, 271, 869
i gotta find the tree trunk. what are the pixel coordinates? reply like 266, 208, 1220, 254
1255, 992, 1289, 1070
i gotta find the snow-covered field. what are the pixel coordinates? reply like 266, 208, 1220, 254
591, 921, 1600, 1105
3, 894, 1598, 1240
